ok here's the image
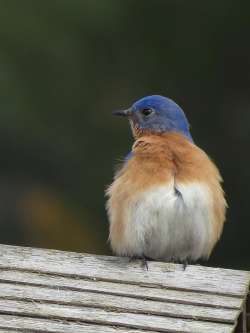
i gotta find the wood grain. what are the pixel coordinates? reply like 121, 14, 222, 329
0, 244, 249, 296
0, 282, 239, 323
0, 268, 243, 309
0, 244, 249, 333
0, 314, 156, 333
0, 299, 235, 333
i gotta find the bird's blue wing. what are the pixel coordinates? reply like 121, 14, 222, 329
124, 151, 133, 161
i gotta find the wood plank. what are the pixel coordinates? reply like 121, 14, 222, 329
0, 244, 249, 296
0, 327, 22, 333
0, 282, 239, 323
0, 268, 242, 309
0, 299, 235, 333
0, 327, 23, 333
0, 314, 156, 333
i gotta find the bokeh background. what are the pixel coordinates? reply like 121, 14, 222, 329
0, 1, 249, 270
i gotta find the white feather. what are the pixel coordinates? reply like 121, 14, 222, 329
110, 182, 214, 261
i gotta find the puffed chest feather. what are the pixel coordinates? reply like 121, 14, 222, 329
106, 133, 226, 262
108, 179, 214, 261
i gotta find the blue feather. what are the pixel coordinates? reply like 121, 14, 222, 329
131, 95, 193, 142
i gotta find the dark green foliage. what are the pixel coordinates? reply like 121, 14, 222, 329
0, 1, 249, 268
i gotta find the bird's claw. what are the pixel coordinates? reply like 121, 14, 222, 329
141, 256, 148, 270
129, 255, 149, 270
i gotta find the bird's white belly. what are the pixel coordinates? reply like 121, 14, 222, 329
120, 182, 214, 261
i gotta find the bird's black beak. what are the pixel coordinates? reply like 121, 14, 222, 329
112, 108, 132, 117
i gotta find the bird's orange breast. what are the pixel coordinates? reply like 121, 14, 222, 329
106, 132, 226, 257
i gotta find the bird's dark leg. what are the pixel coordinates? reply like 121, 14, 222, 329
181, 259, 189, 271
129, 255, 153, 270
129, 256, 138, 263
141, 256, 149, 270
182, 261, 188, 271
172, 258, 189, 270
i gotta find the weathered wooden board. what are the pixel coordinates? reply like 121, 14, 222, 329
0, 299, 235, 333
0, 244, 249, 296
0, 268, 243, 309
0, 244, 249, 333
0, 282, 239, 323
0, 314, 156, 333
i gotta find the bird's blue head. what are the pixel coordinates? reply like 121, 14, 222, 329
113, 95, 193, 142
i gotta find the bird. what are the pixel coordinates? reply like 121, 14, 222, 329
106, 95, 227, 268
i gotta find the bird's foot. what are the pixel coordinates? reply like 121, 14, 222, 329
171, 258, 190, 270
129, 255, 152, 270
182, 261, 188, 271
141, 256, 148, 270
180, 259, 190, 271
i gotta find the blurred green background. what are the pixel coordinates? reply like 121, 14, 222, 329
0, 1, 249, 269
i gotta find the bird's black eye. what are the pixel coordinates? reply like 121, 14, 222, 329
141, 108, 153, 116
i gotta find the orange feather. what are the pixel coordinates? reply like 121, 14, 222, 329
106, 132, 227, 258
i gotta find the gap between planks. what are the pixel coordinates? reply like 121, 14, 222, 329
0, 314, 157, 333
0, 268, 243, 310
0, 244, 249, 297
0, 299, 236, 333
0, 244, 248, 333
0, 281, 240, 323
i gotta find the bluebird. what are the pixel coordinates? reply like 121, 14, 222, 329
106, 95, 227, 268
